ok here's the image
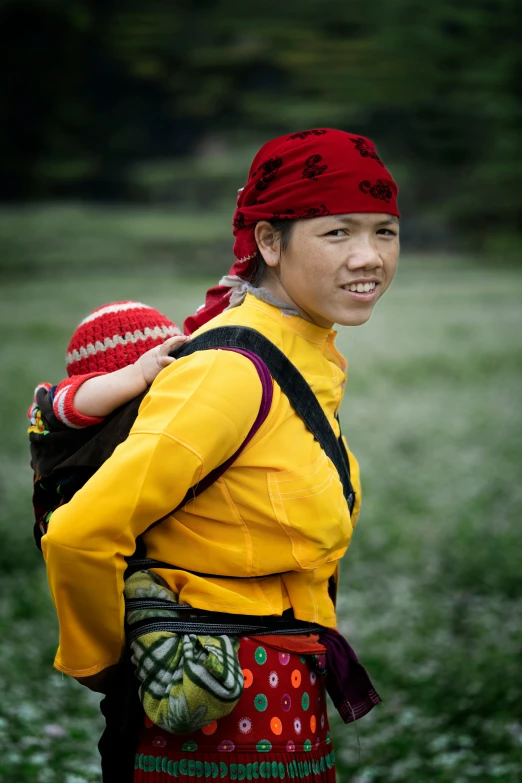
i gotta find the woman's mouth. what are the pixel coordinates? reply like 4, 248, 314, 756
341, 281, 379, 301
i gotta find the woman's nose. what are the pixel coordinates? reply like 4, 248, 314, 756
346, 237, 383, 269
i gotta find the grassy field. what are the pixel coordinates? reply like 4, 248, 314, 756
1, 251, 521, 782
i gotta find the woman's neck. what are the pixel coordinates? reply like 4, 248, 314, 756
220, 275, 300, 316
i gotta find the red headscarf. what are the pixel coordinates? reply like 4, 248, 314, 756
184, 128, 399, 334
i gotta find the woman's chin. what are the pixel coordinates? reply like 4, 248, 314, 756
334, 307, 374, 327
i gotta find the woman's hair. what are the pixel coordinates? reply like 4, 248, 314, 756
246, 219, 295, 287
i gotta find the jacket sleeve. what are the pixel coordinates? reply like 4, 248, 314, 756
42, 349, 262, 676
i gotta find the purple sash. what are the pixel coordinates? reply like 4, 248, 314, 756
319, 629, 382, 723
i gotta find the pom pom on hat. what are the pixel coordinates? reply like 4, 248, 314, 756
66, 301, 181, 376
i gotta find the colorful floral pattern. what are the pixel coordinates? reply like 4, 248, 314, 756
238, 718, 252, 735
134, 637, 334, 781
135, 751, 336, 778
217, 740, 235, 753
254, 694, 268, 712
270, 717, 283, 736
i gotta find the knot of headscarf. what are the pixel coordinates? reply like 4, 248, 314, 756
184, 128, 399, 334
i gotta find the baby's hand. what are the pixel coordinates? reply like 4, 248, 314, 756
137, 335, 189, 385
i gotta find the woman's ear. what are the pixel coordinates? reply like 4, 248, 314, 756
254, 222, 281, 268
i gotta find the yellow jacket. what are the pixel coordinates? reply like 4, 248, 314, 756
43, 294, 361, 676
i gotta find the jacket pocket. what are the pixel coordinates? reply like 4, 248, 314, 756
267, 452, 352, 570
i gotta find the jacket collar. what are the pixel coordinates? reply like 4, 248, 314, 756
241, 292, 336, 347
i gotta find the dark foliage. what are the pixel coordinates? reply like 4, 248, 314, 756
1, 0, 521, 250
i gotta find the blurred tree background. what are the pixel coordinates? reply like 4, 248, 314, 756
1, 0, 521, 269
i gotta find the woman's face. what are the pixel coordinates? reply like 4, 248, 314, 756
257, 213, 400, 328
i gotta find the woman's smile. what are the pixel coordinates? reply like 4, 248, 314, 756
339, 278, 380, 302
257, 212, 399, 328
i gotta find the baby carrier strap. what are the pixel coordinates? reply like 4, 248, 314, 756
127, 325, 355, 576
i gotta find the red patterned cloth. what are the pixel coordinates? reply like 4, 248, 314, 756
133, 636, 336, 782
184, 127, 399, 334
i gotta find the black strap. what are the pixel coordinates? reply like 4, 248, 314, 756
127, 616, 324, 642
125, 556, 292, 580
125, 600, 324, 641
172, 326, 355, 511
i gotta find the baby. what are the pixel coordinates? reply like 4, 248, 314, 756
28, 300, 188, 547
30, 299, 253, 731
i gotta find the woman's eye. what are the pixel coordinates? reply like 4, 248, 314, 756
325, 229, 346, 237
377, 228, 398, 237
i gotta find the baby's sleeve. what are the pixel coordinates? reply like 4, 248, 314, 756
53, 373, 108, 428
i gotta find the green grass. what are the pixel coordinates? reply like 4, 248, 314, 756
0, 204, 233, 277
0, 252, 521, 781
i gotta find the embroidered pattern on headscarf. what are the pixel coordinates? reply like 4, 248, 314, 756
359, 179, 393, 202
350, 136, 383, 166
233, 211, 246, 231
253, 157, 283, 191
302, 154, 328, 181
303, 204, 330, 218
271, 209, 295, 220
289, 129, 328, 140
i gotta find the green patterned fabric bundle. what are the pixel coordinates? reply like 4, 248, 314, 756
124, 570, 244, 734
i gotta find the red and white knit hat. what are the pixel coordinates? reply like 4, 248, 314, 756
66, 301, 181, 376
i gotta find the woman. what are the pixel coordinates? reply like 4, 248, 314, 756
43, 128, 400, 781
